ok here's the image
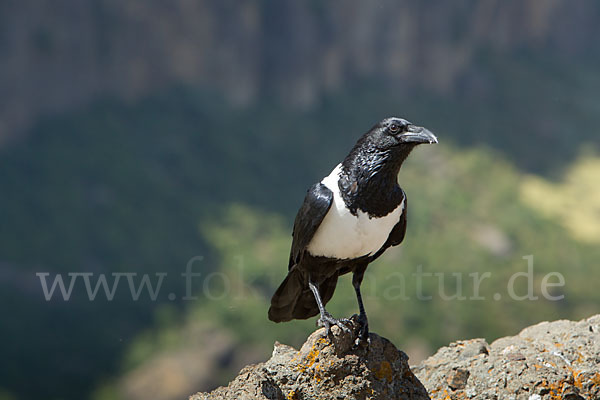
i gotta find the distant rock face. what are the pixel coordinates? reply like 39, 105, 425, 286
414, 314, 600, 400
3, 1, 600, 143
190, 316, 429, 400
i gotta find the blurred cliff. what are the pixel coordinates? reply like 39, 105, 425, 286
3, 1, 600, 163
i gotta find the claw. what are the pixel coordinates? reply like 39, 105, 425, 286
353, 336, 370, 348
318, 312, 351, 336
352, 314, 370, 348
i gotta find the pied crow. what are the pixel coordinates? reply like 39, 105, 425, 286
268, 117, 437, 345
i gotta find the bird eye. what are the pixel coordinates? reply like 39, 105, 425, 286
389, 124, 400, 134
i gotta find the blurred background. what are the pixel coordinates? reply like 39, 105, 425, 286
1, 1, 600, 399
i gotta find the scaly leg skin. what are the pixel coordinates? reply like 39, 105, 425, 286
352, 271, 370, 348
308, 281, 351, 336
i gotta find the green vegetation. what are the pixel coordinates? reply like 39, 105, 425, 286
94, 146, 600, 399
521, 155, 600, 244
1, 50, 600, 400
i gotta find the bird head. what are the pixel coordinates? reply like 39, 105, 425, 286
339, 117, 437, 214
344, 117, 437, 172
369, 117, 438, 150
342, 116, 437, 181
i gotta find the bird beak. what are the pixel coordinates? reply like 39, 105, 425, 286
401, 125, 438, 144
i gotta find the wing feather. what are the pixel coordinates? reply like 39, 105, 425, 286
288, 182, 333, 269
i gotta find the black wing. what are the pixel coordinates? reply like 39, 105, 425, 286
288, 182, 333, 269
370, 189, 408, 261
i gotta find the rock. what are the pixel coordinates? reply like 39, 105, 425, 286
413, 314, 600, 400
189, 315, 429, 400
189, 315, 600, 400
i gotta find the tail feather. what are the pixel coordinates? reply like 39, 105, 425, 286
268, 268, 339, 322
268, 268, 305, 322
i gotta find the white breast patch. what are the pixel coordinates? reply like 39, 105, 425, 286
306, 164, 404, 260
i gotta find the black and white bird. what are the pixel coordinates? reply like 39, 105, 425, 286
268, 117, 437, 344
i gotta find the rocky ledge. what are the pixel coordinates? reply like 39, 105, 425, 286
190, 315, 428, 400
414, 314, 600, 400
190, 314, 599, 400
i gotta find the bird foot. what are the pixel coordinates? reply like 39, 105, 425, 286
317, 312, 352, 336
352, 314, 370, 348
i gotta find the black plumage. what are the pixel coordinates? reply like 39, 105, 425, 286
269, 117, 437, 344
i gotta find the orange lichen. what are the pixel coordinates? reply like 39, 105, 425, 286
535, 367, 600, 400
573, 370, 600, 392
591, 372, 600, 388
314, 364, 323, 383
573, 370, 583, 387
295, 337, 329, 382
544, 378, 571, 400
434, 388, 452, 400
374, 361, 393, 382
435, 352, 598, 400
286, 390, 298, 400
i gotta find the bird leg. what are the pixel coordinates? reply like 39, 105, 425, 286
308, 281, 351, 335
352, 269, 369, 347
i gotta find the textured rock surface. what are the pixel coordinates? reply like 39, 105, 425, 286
190, 316, 429, 400
414, 314, 600, 400
189, 315, 600, 400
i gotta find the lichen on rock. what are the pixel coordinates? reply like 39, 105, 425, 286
189, 314, 600, 400
413, 314, 600, 400
190, 315, 429, 400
